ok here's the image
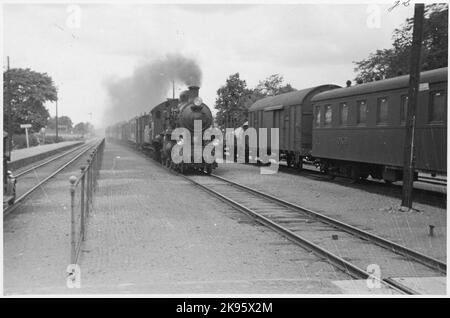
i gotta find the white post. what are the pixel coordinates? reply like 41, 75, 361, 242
25, 127, 29, 148
20, 124, 32, 148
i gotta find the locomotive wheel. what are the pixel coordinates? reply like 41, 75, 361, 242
205, 164, 212, 175
179, 163, 185, 174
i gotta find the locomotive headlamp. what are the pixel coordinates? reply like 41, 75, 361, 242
193, 97, 203, 107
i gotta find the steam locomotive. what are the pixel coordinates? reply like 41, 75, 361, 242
106, 86, 217, 174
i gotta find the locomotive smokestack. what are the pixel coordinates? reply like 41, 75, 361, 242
188, 86, 200, 101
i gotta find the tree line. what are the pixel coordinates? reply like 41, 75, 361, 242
3, 68, 94, 141
353, 3, 447, 83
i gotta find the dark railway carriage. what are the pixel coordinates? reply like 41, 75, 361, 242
248, 85, 340, 167
311, 67, 447, 182
136, 113, 151, 146
119, 121, 128, 142
127, 117, 137, 144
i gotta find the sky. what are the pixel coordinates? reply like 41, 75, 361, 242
2, 1, 416, 129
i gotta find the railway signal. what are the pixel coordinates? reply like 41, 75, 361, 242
55, 93, 59, 143
401, 3, 425, 209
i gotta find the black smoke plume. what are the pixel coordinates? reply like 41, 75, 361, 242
103, 54, 202, 125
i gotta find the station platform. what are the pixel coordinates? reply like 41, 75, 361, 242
9, 140, 84, 170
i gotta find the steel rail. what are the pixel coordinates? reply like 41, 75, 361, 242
417, 178, 447, 186
14, 142, 87, 178
210, 174, 446, 274
178, 172, 415, 295
3, 141, 99, 216
419, 175, 446, 182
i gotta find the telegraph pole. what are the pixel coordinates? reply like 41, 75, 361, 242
172, 80, 175, 99
401, 4, 424, 209
55, 95, 59, 143
6, 56, 13, 153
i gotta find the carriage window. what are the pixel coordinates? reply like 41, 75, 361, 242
401, 95, 408, 123
429, 91, 446, 122
357, 100, 367, 124
324, 105, 332, 126
339, 102, 348, 125
155, 110, 161, 119
377, 97, 388, 124
315, 106, 321, 127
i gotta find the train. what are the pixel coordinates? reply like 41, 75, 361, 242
248, 67, 447, 182
106, 86, 217, 174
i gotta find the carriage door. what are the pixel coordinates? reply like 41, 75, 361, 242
263, 109, 274, 155
273, 109, 283, 150
263, 105, 283, 152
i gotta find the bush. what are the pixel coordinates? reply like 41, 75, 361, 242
42, 135, 64, 144
12, 134, 40, 149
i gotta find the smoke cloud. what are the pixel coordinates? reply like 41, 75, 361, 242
103, 54, 202, 125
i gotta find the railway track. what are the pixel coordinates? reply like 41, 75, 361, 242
4, 140, 100, 216
13, 142, 89, 178
177, 171, 446, 295
417, 175, 447, 187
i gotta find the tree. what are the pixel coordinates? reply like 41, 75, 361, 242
246, 74, 296, 109
73, 122, 86, 136
214, 73, 297, 129
354, 4, 448, 83
253, 74, 296, 98
214, 73, 253, 129
73, 122, 94, 137
47, 116, 73, 130
3, 68, 57, 134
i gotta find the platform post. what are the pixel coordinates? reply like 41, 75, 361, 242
25, 127, 29, 148
69, 176, 77, 264
86, 158, 91, 216
80, 167, 86, 241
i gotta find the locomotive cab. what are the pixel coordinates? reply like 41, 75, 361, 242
3, 131, 16, 206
